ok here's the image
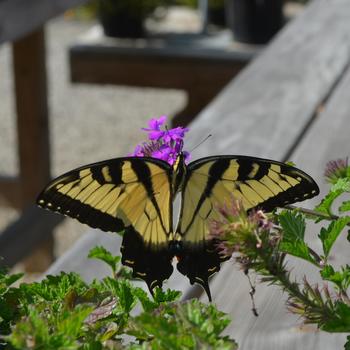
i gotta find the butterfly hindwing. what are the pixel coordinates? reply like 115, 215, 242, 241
37, 157, 174, 288
175, 156, 319, 296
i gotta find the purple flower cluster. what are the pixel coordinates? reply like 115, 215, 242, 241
209, 198, 274, 257
131, 116, 190, 165
324, 157, 349, 184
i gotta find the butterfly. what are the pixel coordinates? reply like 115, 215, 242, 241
37, 154, 319, 301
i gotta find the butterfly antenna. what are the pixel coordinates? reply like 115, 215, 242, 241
189, 134, 212, 153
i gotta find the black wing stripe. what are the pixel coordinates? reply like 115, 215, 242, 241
182, 158, 231, 234
131, 160, 170, 236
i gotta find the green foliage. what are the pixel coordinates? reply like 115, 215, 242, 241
316, 178, 350, 216
279, 210, 319, 265
128, 300, 237, 349
346, 335, 350, 350
318, 217, 350, 259
0, 249, 234, 349
210, 157, 350, 347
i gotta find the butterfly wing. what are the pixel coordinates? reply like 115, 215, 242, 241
176, 155, 319, 300
37, 157, 174, 290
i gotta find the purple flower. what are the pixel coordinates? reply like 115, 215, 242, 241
131, 116, 190, 165
209, 198, 274, 258
142, 115, 167, 141
324, 157, 349, 184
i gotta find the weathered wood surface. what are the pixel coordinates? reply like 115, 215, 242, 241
206, 58, 350, 350
45, 0, 350, 348
0, 0, 88, 269
0, 0, 88, 44
186, 0, 350, 160
69, 28, 260, 126
11, 27, 54, 270
0, 205, 63, 268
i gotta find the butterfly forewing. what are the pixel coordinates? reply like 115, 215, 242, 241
37, 157, 173, 246
178, 155, 319, 239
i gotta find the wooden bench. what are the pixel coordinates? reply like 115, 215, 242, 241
46, 0, 349, 348
69, 27, 261, 126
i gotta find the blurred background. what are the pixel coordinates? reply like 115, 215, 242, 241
0, 0, 309, 276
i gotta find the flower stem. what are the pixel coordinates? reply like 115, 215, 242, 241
284, 205, 350, 226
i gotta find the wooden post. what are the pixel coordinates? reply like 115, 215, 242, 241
12, 27, 54, 271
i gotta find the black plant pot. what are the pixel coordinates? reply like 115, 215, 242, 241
226, 0, 283, 44
209, 6, 226, 27
98, 4, 145, 38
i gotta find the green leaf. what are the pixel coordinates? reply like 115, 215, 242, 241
315, 191, 343, 217
339, 200, 350, 213
345, 335, 350, 350
315, 178, 350, 216
20, 272, 88, 302
278, 211, 317, 265
279, 210, 306, 240
321, 302, 350, 332
153, 287, 181, 304
129, 300, 237, 349
88, 246, 120, 275
320, 265, 350, 290
318, 217, 350, 258
332, 178, 350, 192
133, 287, 157, 312
0, 270, 24, 300
101, 278, 136, 314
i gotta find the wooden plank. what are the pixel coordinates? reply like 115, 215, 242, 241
185, 0, 350, 160
0, 176, 21, 208
12, 27, 53, 270
205, 60, 350, 350
70, 28, 257, 89
69, 29, 259, 126
0, 0, 88, 44
12, 27, 51, 205
0, 206, 63, 268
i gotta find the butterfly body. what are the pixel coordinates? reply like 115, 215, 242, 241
37, 154, 319, 301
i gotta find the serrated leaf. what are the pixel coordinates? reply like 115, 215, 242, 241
320, 265, 350, 290
315, 191, 343, 217
339, 201, 350, 213
321, 302, 350, 332
153, 288, 181, 303
318, 217, 350, 257
278, 211, 317, 265
88, 246, 120, 275
133, 287, 157, 312
332, 178, 350, 192
279, 210, 306, 240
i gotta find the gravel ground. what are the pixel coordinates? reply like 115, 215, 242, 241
0, 16, 185, 260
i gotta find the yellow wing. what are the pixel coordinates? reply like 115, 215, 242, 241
175, 155, 319, 299
177, 155, 319, 242
37, 157, 173, 248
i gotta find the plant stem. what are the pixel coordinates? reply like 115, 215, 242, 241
285, 205, 350, 226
